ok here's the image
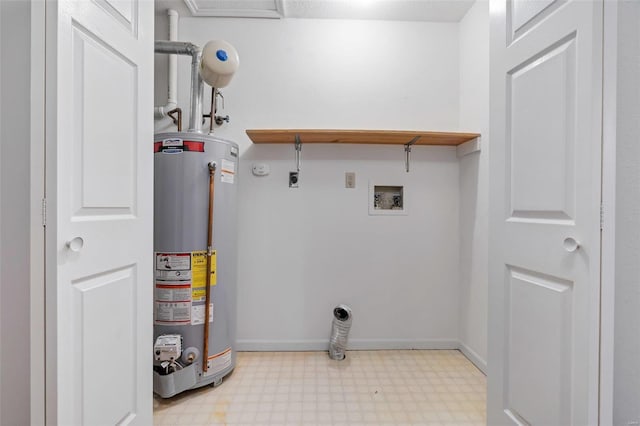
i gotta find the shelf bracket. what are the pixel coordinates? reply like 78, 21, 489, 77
404, 136, 420, 173
294, 134, 302, 172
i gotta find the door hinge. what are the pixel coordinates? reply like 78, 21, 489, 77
41, 198, 47, 227
600, 203, 604, 230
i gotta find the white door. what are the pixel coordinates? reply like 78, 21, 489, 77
488, 0, 602, 425
45, 1, 154, 424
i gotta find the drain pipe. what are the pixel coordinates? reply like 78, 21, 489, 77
155, 40, 204, 133
329, 305, 353, 360
154, 9, 179, 120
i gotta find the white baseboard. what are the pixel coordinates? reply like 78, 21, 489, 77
236, 339, 327, 351
236, 338, 460, 352
458, 342, 487, 374
236, 338, 487, 375
348, 339, 460, 350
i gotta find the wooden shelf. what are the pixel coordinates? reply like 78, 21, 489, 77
246, 129, 480, 146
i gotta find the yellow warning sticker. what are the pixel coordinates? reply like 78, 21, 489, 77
191, 250, 217, 302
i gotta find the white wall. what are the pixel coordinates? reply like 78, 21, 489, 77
614, 1, 640, 423
237, 145, 460, 350
0, 1, 3, 420
155, 17, 464, 350
158, 18, 461, 135
457, 0, 489, 372
0, 1, 31, 424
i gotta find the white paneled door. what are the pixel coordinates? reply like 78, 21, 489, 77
45, 0, 153, 424
489, 0, 602, 425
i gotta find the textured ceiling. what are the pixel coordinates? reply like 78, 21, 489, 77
155, 0, 475, 22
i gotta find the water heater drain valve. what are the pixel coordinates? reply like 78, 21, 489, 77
154, 334, 183, 362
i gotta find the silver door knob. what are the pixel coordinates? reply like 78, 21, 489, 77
563, 237, 580, 252
66, 237, 84, 252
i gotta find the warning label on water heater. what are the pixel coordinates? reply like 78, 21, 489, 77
191, 250, 216, 301
191, 302, 213, 325
203, 347, 232, 377
220, 159, 235, 184
155, 301, 191, 324
155, 253, 191, 280
154, 251, 217, 326
155, 283, 191, 302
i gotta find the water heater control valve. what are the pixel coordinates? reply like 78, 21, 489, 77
154, 334, 183, 362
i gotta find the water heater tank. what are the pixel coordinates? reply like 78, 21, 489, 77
152, 132, 238, 397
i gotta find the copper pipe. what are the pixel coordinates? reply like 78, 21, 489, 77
167, 108, 182, 131
203, 161, 216, 372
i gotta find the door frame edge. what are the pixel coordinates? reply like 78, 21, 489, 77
30, 0, 46, 424
599, 0, 618, 424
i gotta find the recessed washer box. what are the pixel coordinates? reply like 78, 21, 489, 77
369, 182, 407, 216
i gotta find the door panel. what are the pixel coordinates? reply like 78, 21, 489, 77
94, 0, 138, 35
489, 0, 602, 425
46, 0, 153, 424
72, 266, 137, 426
508, 35, 576, 222
512, 0, 556, 32
508, 0, 566, 43
506, 266, 573, 425
71, 22, 137, 216
101, 0, 135, 25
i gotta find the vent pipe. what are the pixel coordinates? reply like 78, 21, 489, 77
329, 305, 353, 360
154, 41, 203, 133
154, 9, 179, 120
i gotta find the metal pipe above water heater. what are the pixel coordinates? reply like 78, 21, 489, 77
154, 41, 203, 132
154, 9, 179, 119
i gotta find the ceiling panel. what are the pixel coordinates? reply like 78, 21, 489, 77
172, 0, 475, 22
184, 0, 282, 17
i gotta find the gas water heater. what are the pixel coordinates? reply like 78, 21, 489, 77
152, 38, 240, 398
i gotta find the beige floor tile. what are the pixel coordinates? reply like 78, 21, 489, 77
154, 350, 486, 425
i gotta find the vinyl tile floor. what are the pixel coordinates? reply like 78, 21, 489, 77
153, 350, 486, 426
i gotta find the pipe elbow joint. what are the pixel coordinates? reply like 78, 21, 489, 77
154, 101, 177, 119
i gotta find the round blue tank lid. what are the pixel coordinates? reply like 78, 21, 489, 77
216, 49, 228, 61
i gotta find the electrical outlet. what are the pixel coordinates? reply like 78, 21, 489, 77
345, 172, 356, 189
289, 171, 299, 188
